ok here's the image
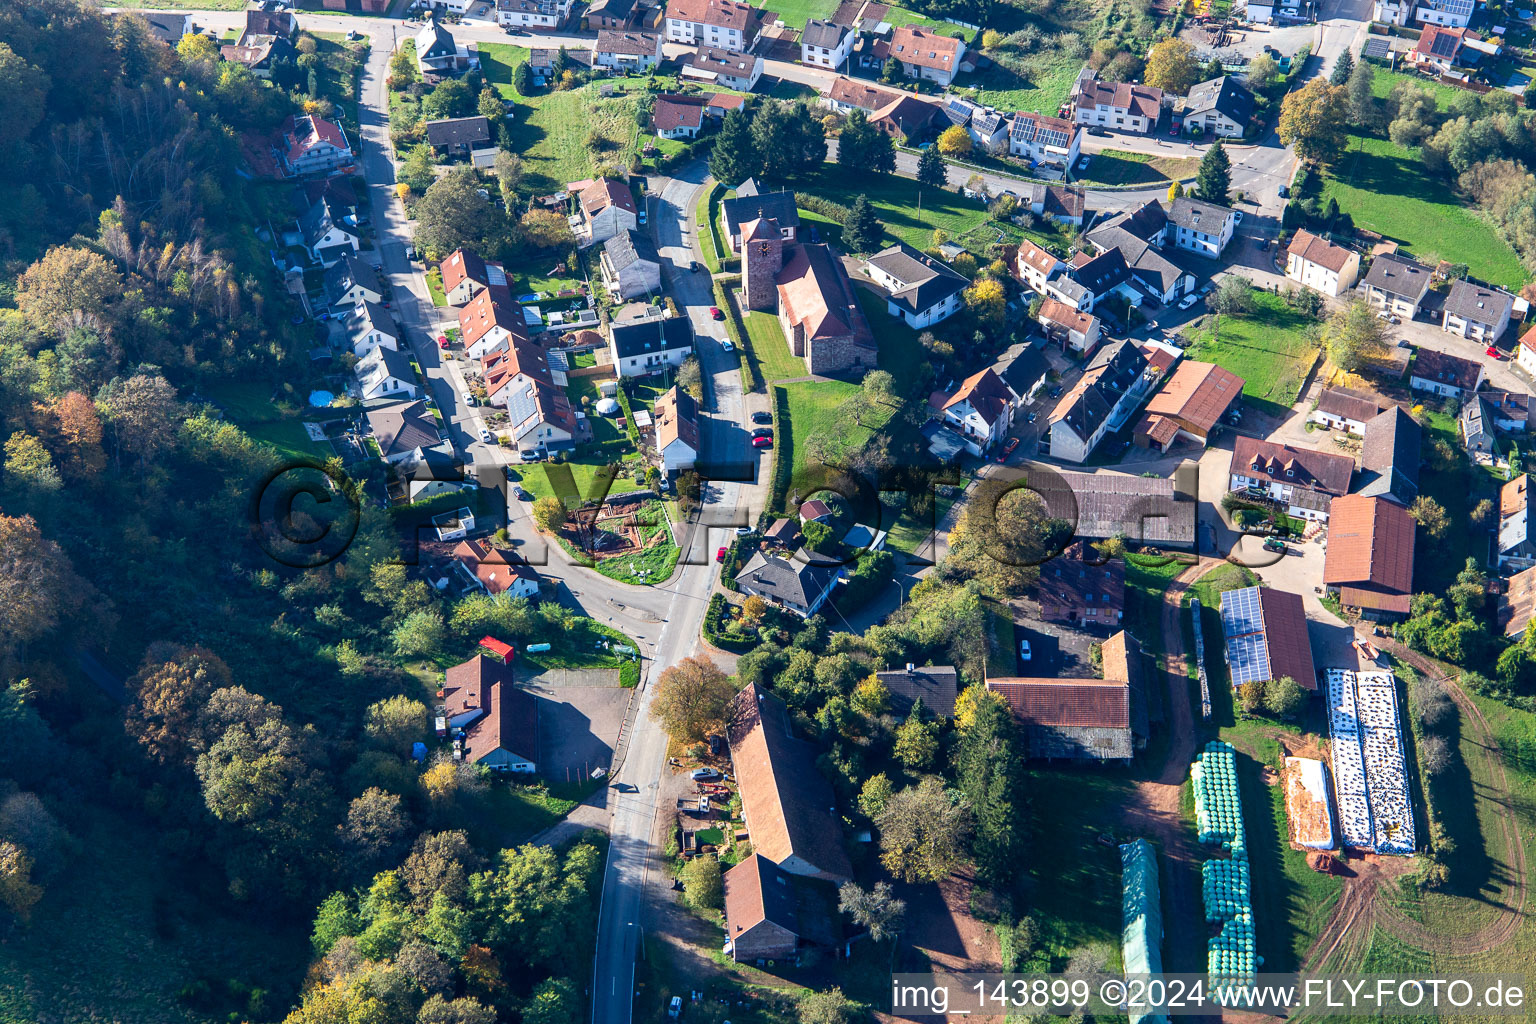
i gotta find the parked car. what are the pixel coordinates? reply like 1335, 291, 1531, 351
752, 427, 772, 439
690, 260, 699, 272
709, 306, 724, 321
721, 339, 735, 351
520, 448, 543, 462
996, 437, 1020, 462
1376, 311, 1400, 324
1027, 411, 1037, 423
461, 391, 476, 407
478, 428, 493, 443
1232, 211, 1243, 224
713, 547, 726, 563
438, 335, 450, 349
751, 435, 772, 449
1019, 639, 1032, 661
1278, 185, 1289, 199
752, 410, 772, 424
1487, 345, 1502, 359
1179, 293, 1201, 310
638, 207, 647, 225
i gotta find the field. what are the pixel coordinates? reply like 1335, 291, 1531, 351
481, 44, 653, 192
797, 167, 988, 252
953, 53, 1082, 120
204, 379, 332, 463
741, 310, 807, 383
774, 379, 893, 487
1321, 133, 1527, 290
1080, 150, 1200, 187
1182, 292, 1320, 417
756, 0, 960, 30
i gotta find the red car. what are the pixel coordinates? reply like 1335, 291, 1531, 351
751, 435, 772, 448
715, 546, 727, 562
437, 335, 450, 349
1487, 346, 1502, 359
996, 437, 1021, 462
709, 306, 725, 321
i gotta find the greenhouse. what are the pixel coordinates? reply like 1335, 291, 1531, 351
1119, 839, 1168, 1024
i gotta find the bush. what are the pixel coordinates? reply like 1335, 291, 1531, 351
679, 854, 723, 913
799, 194, 850, 223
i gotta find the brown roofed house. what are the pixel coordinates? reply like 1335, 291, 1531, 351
1311, 387, 1383, 433
1132, 360, 1243, 451
1323, 494, 1417, 619
1036, 540, 1125, 627
721, 853, 841, 961
1228, 436, 1355, 520
453, 539, 541, 599
1499, 564, 1536, 639
726, 684, 853, 881
986, 630, 1145, 760
442, 653, 538, 772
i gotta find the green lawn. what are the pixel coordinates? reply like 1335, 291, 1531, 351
513, 458, 633, 505
1367, 66, 1470, 106
204, 379, 332, 463
1183, 292, 1321, 417
425, 267, 446, 306
481, 43, 655, 191
852, 287, 925, 382
742, 310, 807, 382
952, 53, 1082, 120
795, 167, 988, 253
774, 379, 894, 488
1080, 150, 1200, 186
1322, 133, 1527, 290
697, 184, 723, 273
758, 0, 959, 30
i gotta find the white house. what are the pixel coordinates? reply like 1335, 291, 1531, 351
366, 400, 440, 463
1072, 72, 1163, 133
1518, 327, 1536, 380
1284, 229, 1360, 297
575, 178, 638, 247
663, 0, 758, 52
356, 345, 418, 402
348, 300, 399, 358
1015, 238, 1068, 295
592, 30, 662, 71
1166, 196, 1236, 258
886, 25, 966, 87
600, 229, 664, 301
1180, 77, 1252, 138
1309, 387, 1382, 435
1246, 0, 1275, 22
935, 368, 1018, 456
683, 46, 762, 91
1228, 437, 1355, 523
1374, 0, 1411, 23
323, 253, 381, 309
1038, 297, 1101, 354
1008, 112, 1081, 168
1046, 340, 1148, 463
967, 109, 1010, 153
1415, 0, 1474, 27
302, 198, 359, 263
1409, 347, 1485, 399
653, 95, 707, 139
495, 0, 563, 30
1360, 253, 1432, 319
610, 316, 694, 377
280, 114, 352, 176
1442, 279, 1515, 342
863, 242, 969, 329
653, 385, 699, 474
800, 18, 852, 70
734, 550, 840, 618
482, 347, 577, 453
454, 539, 541, 601
458, 287, 528, 360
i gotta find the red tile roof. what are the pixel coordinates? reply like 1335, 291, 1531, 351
1286, 229, 1355, 273
1142, 359, 1243, 434
459, 285, 529, 353
665, 0, 759, 31
654, 94, 707, 132
824, 75, 902, 112
580, 178, 637, 217
888, 25, 962, 72
1323, 494, 1416, 595
454, 539, 540, 595
943, 368, 1015, 428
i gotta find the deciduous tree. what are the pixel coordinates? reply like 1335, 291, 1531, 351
1262, 675, 1306, 719
364, 695, 429, 752
1323, 299, 1386, 372
799, 988, 853, 1024
0, 514, 80, 656
838, 880, 905, 941
963, 277, 1006, 327
16, 246, 123, 332
126, 644, 232, 764
339, 788, 411, 868
876, 776, 971, 882
1410, 495, 1450, 538
679, 853, 723, 912
1279, 80, 1350, 164
532, 496, 567, 532
650, 655, 734, 743
937, 124, 972, 156
1143, 38, 1199, 94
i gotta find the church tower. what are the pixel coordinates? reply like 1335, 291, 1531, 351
740, 216, 783, 312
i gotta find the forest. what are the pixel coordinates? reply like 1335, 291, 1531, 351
0, 4, 603, 1022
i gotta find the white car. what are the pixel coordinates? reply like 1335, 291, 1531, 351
1232, 211, 1244, 224
479, 428, 493, 444
1020, 639, 1032, 662
461, 391, 476, 407
1179, 293, 1201, 310
721, 339, 735, 351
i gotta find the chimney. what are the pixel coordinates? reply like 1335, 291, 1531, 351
906, 663, 915, 673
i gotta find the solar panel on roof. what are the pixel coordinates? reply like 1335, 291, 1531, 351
1220, 586, 1264, 638
1227, 634, 1272, 686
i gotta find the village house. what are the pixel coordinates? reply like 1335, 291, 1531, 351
967, 108, 1011, 153
723, 684, 851, 879
1354, 406, 1421, 505
1083, 200, 1195, 303
1518, 327, 1536, 378
663, 0, 761, 51
800, 18, 852, 69
302, 197, 360, 264
574, 178, 639, 246
1412, 24, 1478, 73
1035, 541, 1125, 627
721, 854, 842, 963
1360, 252, 1432, 319
585, 0, 653, 30
683, 46, 762, 90
741, 217, 876, 376
1310, 387, 1382, 434
221, 34, 294, 78
600, 229, 664, 300
1166, 196, 1236, 258
1132, 360, 1244, 451
987, 631, 1147, 761
414, 19, 472, 76
1500, 564, 1536, 638
323, 253, 381, 309
1500, 474, 1536, 571
932, 368, 1018, 456
592, 29, 663, 70
1323, 494, 1417, 619
495, 0, 566, 31
442, 650, 538, 773
1072, 71, 1164, 133
735, 549, 841, 618
886, 25, 967, 87
820, 76, 901, 116
1015, 238, 1069, 295
1037, 297, 1101, 354
441, 248, 509, 306
481, 346, 577, 453
653, 94, 708, 139
653, 385, 699, 474
453, 539, 542, 600
365, 400, 441, 463
610, 315, 694, 377
993, 341, 1051, 405
424, 116, 493, 157
356, 345, 418, 402
1441, 279, 1515, 342
862, 242, 969, 329
1409, 347, 1484, 399
1284, 230, 1360, 297
1008, 112, 1081, 169
1028, 184, 1092, 227
720, 180, 799, 253
1054, 466, 1199, 548
1228, 436, 1355, 522
347, 300, 399, 358
1484, 391, 1532, 433
1462, 394, 1499, 464
1046, 340, 1149, 463
458, 286, 529, 359
1179, 76, 1252, 137
874, 665, 959, 718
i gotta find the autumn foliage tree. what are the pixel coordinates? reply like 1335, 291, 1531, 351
0, 514, 80, 661
650, 655, 734, 744
15, 245, 123, 332
1279, 79, 1350, 164
126, 643, 233, 764
1143, 38, 1200, 94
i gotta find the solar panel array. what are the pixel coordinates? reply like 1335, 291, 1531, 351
1011, 114, 1072, 149
1433, 0, 1474, 16
1220, 586, 1272, 687
1325, 669, 1416, 855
